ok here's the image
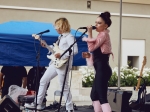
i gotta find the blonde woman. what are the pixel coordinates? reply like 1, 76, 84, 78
26, 17, 78, 112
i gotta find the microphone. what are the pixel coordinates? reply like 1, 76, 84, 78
37, 29, 50, 35
79, 26, 96, 30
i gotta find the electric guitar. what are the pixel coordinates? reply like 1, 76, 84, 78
129, 56, 147, 109
32, 34, 68, 68
135, 56, 147, 90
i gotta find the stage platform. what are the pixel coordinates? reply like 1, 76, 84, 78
24, 105, 94, 112
24, 106, 145, 112
42, 106, 94, 112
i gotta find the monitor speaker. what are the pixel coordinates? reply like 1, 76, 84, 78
0, 95, 20, 112
107, 89, 132, 112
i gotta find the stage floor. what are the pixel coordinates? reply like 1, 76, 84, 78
24, 106, 94, 112
43, 106, 94, 112
24, 106, 145, 112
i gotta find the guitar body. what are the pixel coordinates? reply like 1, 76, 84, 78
130, 85, 146, 110
129, 56, 147, 110
137, 84, 146, 104
47, 55, 68, 68
32, 34, 68, 68
47, 43, 68, 68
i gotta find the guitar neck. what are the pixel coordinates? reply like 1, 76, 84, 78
135, 64, 144, 91
45, 44, 55, 54
135, 56, 146, 91
37, 37, 54, 53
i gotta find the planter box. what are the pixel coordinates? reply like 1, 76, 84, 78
45, 69, 150, 102
79, 86, 150, 102
24, 67, 150, 102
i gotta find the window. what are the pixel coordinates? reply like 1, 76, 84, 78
122, 39, 145, 69
128, 56, 139, 68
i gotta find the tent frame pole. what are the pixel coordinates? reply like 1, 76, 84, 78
118, 0, 122, 89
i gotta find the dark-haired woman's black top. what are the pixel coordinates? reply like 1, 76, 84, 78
90, 47, 112, 103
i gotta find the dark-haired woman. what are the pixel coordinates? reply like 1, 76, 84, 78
82, 11, 113, 112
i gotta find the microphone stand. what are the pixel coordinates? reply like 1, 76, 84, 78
34, 34, 42, 112
57, 29, 87, 112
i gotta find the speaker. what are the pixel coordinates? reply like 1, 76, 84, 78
146, 93, 150, 102
0, 95, 20, 112
144, 102, 150, 112
107, 89, 132, 112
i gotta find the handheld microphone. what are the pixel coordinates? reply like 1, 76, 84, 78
79, 26, 96, 30
37, 29, 50, 35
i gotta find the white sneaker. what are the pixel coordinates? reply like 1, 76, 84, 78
25, 102, 45, 110
25, 102, 36, 109
37, 104, 46, 110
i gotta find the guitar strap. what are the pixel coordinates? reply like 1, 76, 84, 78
57, 33, 69, 46
57, 34, 63, 46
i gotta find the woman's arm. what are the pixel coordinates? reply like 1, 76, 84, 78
85, 33, 106, 52
87, 36, 106, 52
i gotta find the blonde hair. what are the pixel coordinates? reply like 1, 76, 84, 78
55, 17, 71, 33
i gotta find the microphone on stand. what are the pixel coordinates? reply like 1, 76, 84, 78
37, 29, 50, 35
79, 26, 96, 30
32, 29, 50, 39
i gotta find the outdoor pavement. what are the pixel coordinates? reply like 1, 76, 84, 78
0, 96, 148, 112
20, 101, 93, 112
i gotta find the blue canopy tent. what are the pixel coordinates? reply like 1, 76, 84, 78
0, 21, 88, 66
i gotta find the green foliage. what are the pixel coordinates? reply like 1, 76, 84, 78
80, 65, 150, 87
82, 73, 94, 87
108, 71, 118, 87
80, 67, 95, 87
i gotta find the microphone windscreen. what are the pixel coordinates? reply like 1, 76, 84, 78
92, 26, 96, 29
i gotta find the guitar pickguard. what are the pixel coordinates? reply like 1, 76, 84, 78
47, 43, 68, 68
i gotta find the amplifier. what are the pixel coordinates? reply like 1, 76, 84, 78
107, 88, 132, 112
0, 95, 20, 112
